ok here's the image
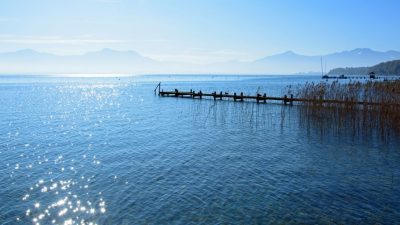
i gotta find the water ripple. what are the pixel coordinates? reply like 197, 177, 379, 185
0, 76, 399, 224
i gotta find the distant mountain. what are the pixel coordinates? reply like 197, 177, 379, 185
0, 48, 163, 74
251, 51, 319, 74
328, 60, 400, 75
0, 48, 399, 75
250, 48, 400, 74
325, 48, 400, 68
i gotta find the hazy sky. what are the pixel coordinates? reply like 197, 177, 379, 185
0, 0, 399, 63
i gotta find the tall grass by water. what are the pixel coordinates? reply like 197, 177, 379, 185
286, 80, 400, 138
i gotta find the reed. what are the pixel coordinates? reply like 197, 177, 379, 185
287, 80, 400, 105
286, 80, 400, 137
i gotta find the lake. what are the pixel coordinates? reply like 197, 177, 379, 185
0, 75, 399, 224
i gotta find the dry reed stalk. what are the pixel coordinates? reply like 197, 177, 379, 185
286, 80, 400, 137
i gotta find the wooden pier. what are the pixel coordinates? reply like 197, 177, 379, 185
160, 89, 295, 105
158, 88, 400, 107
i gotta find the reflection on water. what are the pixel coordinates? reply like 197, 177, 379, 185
1, 83, 117, 224
19, 153, 106, 225
0, 75, 399, 224
297, 105, 400, 142
187, 97, 399, 144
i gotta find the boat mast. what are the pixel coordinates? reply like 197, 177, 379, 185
321, 56, 324, 76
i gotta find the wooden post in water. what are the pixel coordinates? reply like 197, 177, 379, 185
234, 93, 237, 102
240, 92, 244, 101
220, 91, 223, 100
284, 95, 288, 105
154, 82, 161, 95
290, 94, 294, 105
263, 93, 267, 103
199, 91, 202, 99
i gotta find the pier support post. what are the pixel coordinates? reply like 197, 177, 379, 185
240, 92, 244, 101
154, 82, 161, 95
263, 93, 266, 103
284, 95, 287, 105
234, 93, 237, 102
290, 94, 294, 105
220, 91, 223, 100
199, 91, 202, 99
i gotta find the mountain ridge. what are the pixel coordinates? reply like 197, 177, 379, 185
0, 48, 399, 74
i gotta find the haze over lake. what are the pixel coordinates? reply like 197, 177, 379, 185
1, 48, 400, 75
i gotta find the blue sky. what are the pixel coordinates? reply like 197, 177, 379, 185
0, 0, 399, 63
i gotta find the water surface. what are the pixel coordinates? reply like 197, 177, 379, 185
0, 75, 399, 224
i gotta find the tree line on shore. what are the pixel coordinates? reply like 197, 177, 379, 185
328, 60, 400, 75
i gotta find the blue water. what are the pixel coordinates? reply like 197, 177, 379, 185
0, 75, 399, 224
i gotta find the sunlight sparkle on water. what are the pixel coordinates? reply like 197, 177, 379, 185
18, 150, 107, 224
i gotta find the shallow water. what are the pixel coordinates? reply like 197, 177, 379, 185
0, 75, 399, 224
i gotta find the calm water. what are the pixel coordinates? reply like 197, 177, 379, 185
0, 75, 399, 224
